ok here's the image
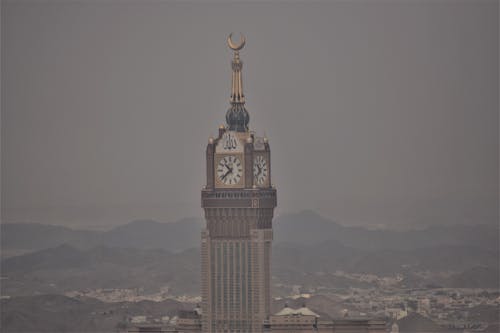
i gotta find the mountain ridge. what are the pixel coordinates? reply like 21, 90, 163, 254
2, 211, 498, 255
2, 241, 497, 297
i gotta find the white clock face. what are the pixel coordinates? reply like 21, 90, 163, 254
217, 155, 243, 185
253, 155, 268, 186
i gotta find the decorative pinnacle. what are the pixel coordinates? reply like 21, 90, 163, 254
227, 33, 246, 51
225, 33, 249, 132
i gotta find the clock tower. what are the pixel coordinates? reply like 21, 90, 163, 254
200, 34, 277, 333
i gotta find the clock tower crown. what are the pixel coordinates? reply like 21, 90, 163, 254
204, 34, 273, 191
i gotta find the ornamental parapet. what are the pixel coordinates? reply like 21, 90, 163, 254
201, 188, 277, 209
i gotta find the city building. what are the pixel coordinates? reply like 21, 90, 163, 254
200, 33, 277, 333
263, 304, 387, 333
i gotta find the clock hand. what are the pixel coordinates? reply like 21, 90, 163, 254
221, 164, 233, 180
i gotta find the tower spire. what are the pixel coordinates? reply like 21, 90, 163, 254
225, 33, 249, 132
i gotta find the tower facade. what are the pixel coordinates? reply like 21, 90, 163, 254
200, 34, 277, 333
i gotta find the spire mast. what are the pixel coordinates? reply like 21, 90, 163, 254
231, 51, 244, 103
228, 33, 246, 104
225, 33, 249, 132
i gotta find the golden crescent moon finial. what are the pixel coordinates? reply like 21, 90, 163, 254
227, 33, 246, 51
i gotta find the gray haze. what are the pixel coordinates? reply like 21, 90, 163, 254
2, 0, 498, 229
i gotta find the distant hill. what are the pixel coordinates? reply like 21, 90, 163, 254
100, 218, 203, 251
0, 294, 191, 333
1, 218, 203, 254
447, 266, 499, 289
2, 211, 498, 254
0, 223, 99, 252
2, 241, 497, 297
1, 244, 90, 273
272, 241, 498, 278
1, 210, 498, 297
1, 245, 200, 296
274, 210, 499, 251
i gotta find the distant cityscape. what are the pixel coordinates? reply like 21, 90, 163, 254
1, 213, 498, 332
61, 280, 500, 331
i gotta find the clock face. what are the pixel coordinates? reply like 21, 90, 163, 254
253, 155, 268, 186
216, 155, 243, 186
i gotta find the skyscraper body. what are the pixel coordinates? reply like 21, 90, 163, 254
200, 34, 277, 333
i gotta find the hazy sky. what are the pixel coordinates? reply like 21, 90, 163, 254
2, 0, 498, 229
